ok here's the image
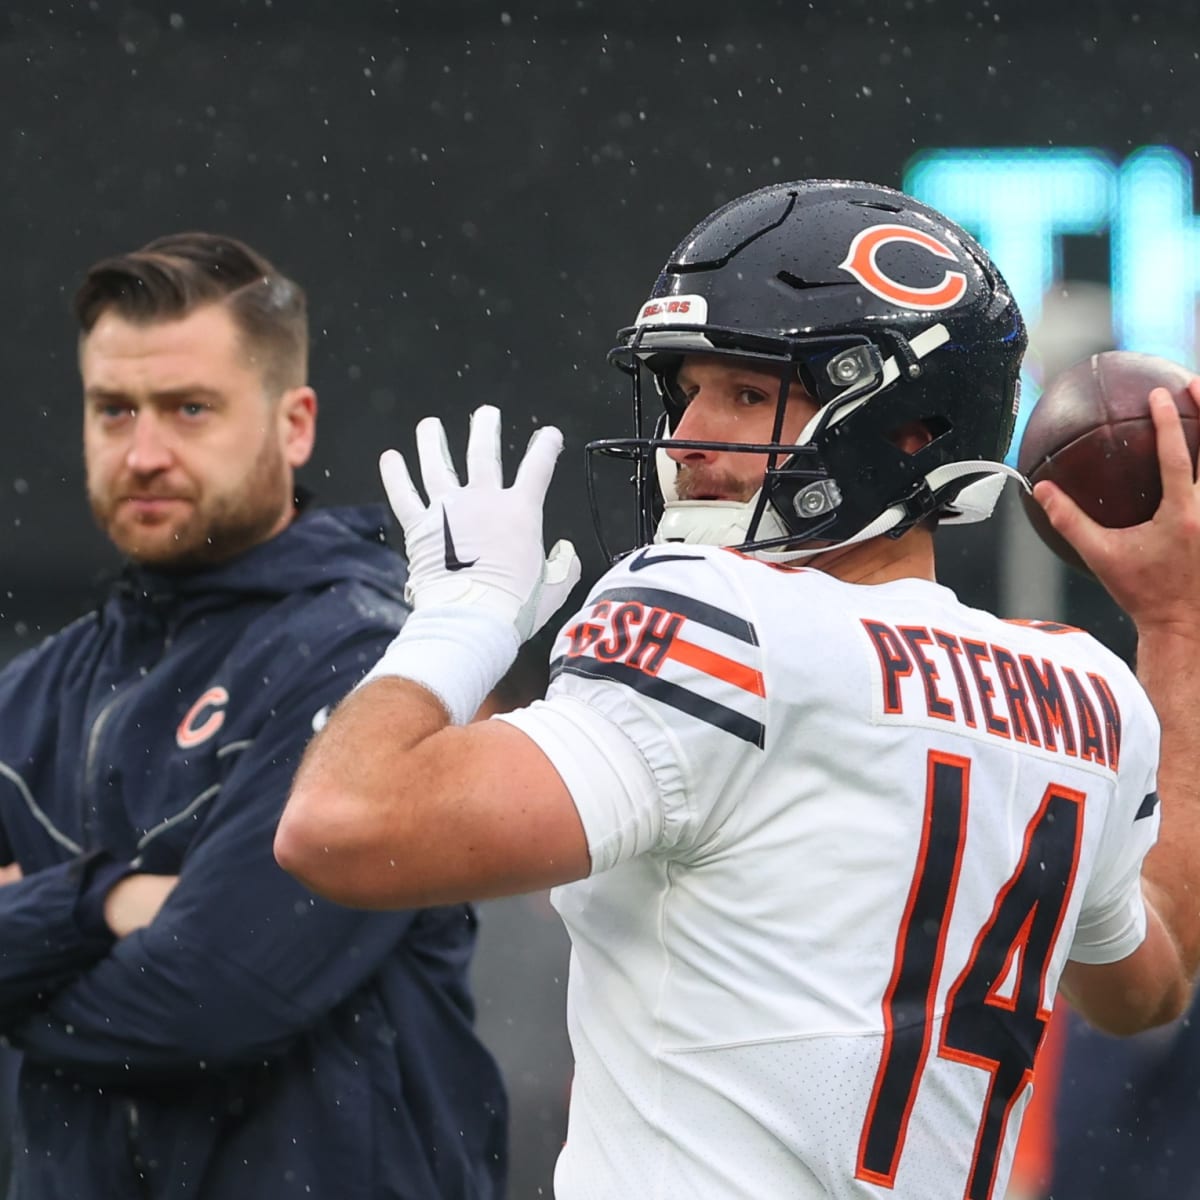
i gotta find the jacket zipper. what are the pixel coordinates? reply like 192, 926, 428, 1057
85, 631, 173, 1197
125, 1101, 153, 1199
81, 684, 137, 847
80, 632, 173, 846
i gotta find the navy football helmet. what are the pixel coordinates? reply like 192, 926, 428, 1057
586, 179, 1027, 561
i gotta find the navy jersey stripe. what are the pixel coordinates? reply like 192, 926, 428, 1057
551, 658, 765, 747
591, 586, 758, 644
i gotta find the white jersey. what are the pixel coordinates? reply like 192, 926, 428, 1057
498, 545, 1159, 1200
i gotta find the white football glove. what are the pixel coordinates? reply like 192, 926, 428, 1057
379, 405, 582, 643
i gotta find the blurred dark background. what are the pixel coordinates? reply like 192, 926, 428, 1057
2, 2, 1198, 1195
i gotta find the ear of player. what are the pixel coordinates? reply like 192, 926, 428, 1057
379, 405, 582, 642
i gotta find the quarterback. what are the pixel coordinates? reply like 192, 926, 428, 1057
277, 181, 1200, 1199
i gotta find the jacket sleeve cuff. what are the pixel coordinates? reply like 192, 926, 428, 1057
73, 853, 137, 940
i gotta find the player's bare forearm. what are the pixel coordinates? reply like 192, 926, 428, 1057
1062, 623, 1200, 1041
1038, 386, 1200, 1028
278, 408, 591, 907
276, 678, 450, 905
1059, 898, 1192, 1035
1133, 624, 1200, 981
1124, 389, 1200, 988
276, 678, 591, 909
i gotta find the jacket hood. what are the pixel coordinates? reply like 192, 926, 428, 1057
118, 505, 407, 610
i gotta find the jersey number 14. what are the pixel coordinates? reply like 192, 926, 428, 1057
856, 750, 1084, 1200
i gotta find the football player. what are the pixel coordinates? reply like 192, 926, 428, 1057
277, 180, 1200, 1200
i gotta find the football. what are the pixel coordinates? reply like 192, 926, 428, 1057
1016, 350, 1199, 575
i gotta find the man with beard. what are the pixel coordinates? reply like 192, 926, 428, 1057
0, 233, 506, 1200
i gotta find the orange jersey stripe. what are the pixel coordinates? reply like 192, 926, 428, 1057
667, 638, 766, 697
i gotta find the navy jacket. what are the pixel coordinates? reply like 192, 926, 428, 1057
0, 506, 506, 1199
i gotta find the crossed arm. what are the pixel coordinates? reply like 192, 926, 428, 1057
0, 853, 176, 937
0, 642, 425, 1083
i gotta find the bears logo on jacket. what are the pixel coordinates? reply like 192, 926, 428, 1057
176, 686, 229, 749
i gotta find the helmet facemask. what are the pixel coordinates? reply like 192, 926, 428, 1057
588, 323, 1021, 564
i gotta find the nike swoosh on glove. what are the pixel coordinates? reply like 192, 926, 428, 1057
379, 404, 582, 642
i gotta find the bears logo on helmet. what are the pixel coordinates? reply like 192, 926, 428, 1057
838, 224, 969, 312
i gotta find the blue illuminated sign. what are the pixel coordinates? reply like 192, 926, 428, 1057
904, 147, 1199, 462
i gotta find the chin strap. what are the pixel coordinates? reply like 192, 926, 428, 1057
753, 461, 1029, 563
935, 462, 1032, 523
655, 461, 1029, 562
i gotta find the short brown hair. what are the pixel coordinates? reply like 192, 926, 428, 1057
74, 232, 308, 394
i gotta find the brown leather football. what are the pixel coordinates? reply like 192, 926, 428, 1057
1016, 351, 1199, 575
